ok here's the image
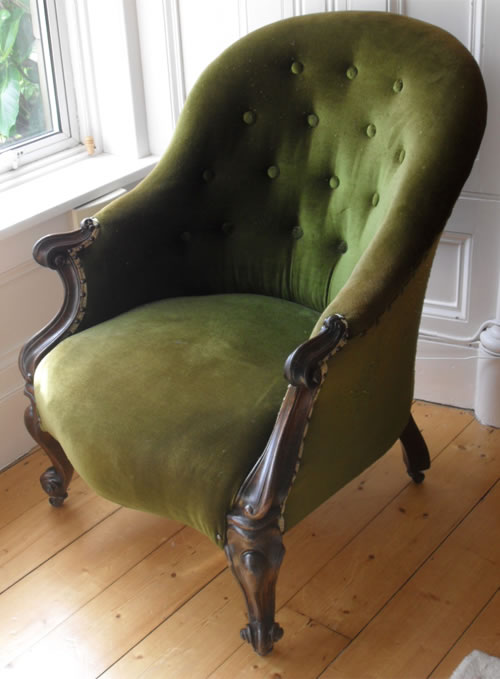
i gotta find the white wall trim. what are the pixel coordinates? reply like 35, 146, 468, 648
282, 0, 296, 18
415, 339, 478, 410
64, 0, 103, 152
422, 232, 472, 321
0, 345, 22, 375
238, 0, 249, 35
387, 0, 404, 13
0, 384, 23, 406
163, 0, 187, 124
0, 261, 39, 288
469, 0, 485, 65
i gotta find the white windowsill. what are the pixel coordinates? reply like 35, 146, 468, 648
1, 152, 159, 239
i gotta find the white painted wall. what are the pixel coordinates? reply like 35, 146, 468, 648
2, 0, 499, 471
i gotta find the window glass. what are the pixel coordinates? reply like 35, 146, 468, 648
0, 0, 59, 149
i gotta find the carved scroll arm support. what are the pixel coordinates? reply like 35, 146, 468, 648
19, 217, 100, 383
237, 314, 349, 523
225, 314, 348, 655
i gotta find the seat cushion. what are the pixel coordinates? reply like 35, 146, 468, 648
35, 293, 319, 545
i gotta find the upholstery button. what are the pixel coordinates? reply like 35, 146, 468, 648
337, 240, 348, 254
371, 192, 380, 207
329, 175, 340, 189
346, 65, 358, 80
366, 124, 376, 138
292, 226, 303, 240
243, 110, 256, 125
307, 113, 319, 128
202, 169, 214, 183
291, 61, 304, 75
393, 79, 404, 93
397, 148, 406, 164
221, 222, 234, 235
180, 231, 192, 242
267, 165, 280, 179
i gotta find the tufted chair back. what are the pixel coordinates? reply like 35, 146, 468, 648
79, 11, 486, 330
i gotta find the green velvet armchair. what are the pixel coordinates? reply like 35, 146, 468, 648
20, 12, 486, 656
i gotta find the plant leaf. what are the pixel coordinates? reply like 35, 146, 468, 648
0, 8, 11, 60
0, 63, 21, 137
13, 12, 33, 64
0, 7, 23, 60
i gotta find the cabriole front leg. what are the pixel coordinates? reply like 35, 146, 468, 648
24, 391, 73, 507
225, 509, 285, 656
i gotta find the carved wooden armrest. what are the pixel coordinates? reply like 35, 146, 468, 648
284, 314, 349, 389
232, 313, 349, 522
19, 217, 100, 386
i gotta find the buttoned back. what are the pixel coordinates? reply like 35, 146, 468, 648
91, 11, 486, 319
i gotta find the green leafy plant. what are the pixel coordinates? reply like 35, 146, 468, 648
0, 0, 44, 145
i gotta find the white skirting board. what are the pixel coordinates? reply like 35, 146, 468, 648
415, 338, 500, 426
415, 339, 478, 411
0, 387, 36, 471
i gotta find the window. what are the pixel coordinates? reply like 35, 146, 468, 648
0, 0, 79, 175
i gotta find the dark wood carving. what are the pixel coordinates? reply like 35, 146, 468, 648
19, 217, 100, 505
24, 388, 74, 506
19, 217, 99, 383
284, 314, 350, 389
225, 314, 349, 655
225, 508, 285, 655
400, 413, 431, 483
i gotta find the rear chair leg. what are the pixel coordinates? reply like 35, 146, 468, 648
400, 413, 430, 484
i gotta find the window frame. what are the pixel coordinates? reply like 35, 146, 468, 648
0, 0, 81, 178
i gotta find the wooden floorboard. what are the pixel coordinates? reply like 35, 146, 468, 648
321, 482, 500, 679
1, 402, 498, 679
287, 418, 500, 639
0, 449, 53, 530
0, 477, 117, 592
428, 590, 500, 679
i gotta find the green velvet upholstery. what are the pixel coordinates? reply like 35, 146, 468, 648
35, 294, 319, 542
76, 12, 486, 338
32, 12, 486, 549
284, 243, 436, 529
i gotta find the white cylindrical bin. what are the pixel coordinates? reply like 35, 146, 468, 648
475, 324, 500, 427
